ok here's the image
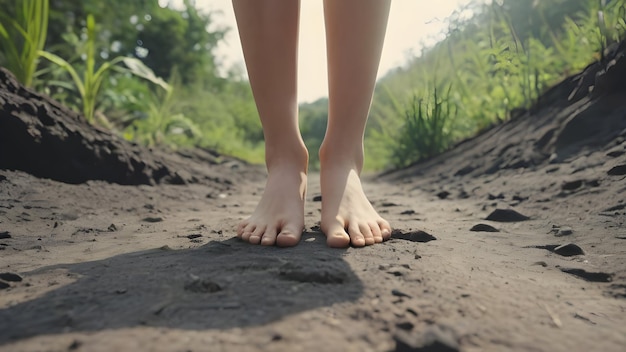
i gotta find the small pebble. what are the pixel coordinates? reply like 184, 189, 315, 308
0, 273, 23, 282
391, 289, 412, 298
485, 209, 530, 222
556, 226, 573, 237
142, 217, 163, 223
554, 243, 584, 256
470, 224, 499, 232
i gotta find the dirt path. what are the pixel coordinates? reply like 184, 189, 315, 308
1, 166, 625, 352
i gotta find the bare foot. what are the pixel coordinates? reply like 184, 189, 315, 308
320, 157, 392, 248
237, 159, 307, 247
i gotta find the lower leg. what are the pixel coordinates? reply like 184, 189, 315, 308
320, 0, 392, 248
232, 0, 307, 247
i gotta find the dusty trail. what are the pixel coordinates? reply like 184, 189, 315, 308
0, 167, 625, 352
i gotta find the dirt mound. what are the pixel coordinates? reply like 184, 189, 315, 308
383, 40, 626, 182
0, 68, 253, 186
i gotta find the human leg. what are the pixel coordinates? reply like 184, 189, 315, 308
232, 0, 307, 247
320, 0, 392, 248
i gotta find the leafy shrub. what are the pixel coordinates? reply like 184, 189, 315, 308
122, 71, 200, 147
39, 15, 168, 124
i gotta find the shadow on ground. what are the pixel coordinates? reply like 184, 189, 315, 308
0, 234, 362, 345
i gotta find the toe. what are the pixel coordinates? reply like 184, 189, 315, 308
348, 222, 366, 247
378, 219, 392, 240
369, 222, 383, 243
236, 220, 248, 237
248, 225, 266, 245
325, 222, 350, 248
241, 224, 256, 241
261, 227, 278, 246
276, 229, 302, 247
359, 223, 375, 246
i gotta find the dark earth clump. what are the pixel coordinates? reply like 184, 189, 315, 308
485, 209, 530, 222
553, 243, 585, 256
607, 164, 626, 176
142, 217, 163, 223
470, 224, 500, 232
561, 180, 584, 191
437, 191, 451, 200
0, 273, 23, 282
392, 230, 437, 243
531, 244, 584, 257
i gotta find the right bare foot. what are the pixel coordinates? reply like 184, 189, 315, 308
236, 151, 308, 247
318, 144, 392, 248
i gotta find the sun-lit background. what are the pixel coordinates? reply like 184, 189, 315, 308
4, 0, 613, 170
170, 0, 474, 103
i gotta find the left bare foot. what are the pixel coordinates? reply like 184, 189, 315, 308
319, 155, 392, 248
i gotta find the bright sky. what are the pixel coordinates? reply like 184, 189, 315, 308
188, 1, 474, 103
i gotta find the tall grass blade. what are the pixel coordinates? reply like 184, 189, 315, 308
0, 0, 49, 87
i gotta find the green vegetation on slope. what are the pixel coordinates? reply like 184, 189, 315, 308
362, 0, 626, 170
1, 0, 624, 170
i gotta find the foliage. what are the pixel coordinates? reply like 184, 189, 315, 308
35, 0, 227, 86
4, 0, 624, 169
142, 75, 264, 163
0, 0, 49, 87
39, 15, 168, 124
390, 84, 458, 168
366, 0, 626, 170
136, 0, 226, 85
123, 71, 201, 148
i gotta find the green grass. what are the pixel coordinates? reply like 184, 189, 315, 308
122, 71, 201, 148
0, 0, 49, 87
388, 83, 458, 168
365, 0, 626, 170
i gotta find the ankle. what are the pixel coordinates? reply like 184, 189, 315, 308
265, 140, 309, 173
319, 141, 364, 172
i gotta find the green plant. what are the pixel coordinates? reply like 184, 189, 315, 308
0, 0, 49, 87
390, 83, 458, 168
123, 71, 201, 147
38, 14, 168, 124
597, 0, 626, 59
